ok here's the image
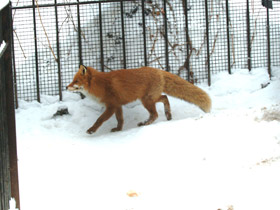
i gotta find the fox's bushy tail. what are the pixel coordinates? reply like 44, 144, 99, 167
162, 71, 212, 113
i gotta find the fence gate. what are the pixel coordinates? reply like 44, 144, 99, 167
0, 3, 20, 210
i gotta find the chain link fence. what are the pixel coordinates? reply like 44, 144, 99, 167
11, 0, 280, 105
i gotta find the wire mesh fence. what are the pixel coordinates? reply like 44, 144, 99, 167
10, 0, 280, 105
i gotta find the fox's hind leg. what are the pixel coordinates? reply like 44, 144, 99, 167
138, 99, 158, 127
138, 94, 172, 127
111, 106, 124, 132
157, 95, 172, 121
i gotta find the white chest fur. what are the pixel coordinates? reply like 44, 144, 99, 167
81, 89, 104, 106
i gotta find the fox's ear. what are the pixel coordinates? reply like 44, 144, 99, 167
80, 65, 87, 75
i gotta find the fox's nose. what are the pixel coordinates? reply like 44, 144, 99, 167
66, 86, 68, 90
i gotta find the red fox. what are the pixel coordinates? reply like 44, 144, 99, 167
67, 65, 211, 134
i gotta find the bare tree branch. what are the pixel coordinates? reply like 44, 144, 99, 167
13, 29, 26, 59
35, 0, 58, 62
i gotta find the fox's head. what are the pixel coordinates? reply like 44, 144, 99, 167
66, 65, 89, 92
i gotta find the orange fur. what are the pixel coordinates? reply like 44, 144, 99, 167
67, 65, 211, 134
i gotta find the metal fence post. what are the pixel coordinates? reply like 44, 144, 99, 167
77, 0, 83, 66
0, 6, 11, 210
10, 4, 18, 108
3, 3, 20, 209
99, 2, 104, 71
266, 7, 271, 78
246, 0, 252, 71
225, 0, 231, 74
163, 0, 169, 72
205, 0, 211, 86
54, 0, 62, 101
183, 0, 191, 81
141, 0, 147, 66
120, 0, 127, 69
32, 0, 40, 102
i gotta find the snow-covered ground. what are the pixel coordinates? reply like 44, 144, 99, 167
0, 0, 9, 11
14, 67, 280, 210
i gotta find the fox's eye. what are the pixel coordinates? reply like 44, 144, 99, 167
74, 80, 78, 83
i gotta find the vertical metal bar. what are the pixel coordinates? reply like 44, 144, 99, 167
205, 0, 211, 86
184, 0, 190, 81
120, 0, 126, 69
141, 0, 147, 66
54, 0, 62, 101
77, 0, 83, 65
4, 4, 20, 209
0, 12, 9, 210
10, 4, 18, 108
246, 0, 251, 71
32, 0, 40, 102
266, 7, 271, 78
163, 0, 169, 72
0, 25, 10, 208
99, 2, 104, 71
225, 0, 231, 74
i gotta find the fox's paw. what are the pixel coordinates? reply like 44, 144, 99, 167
86, 130, 93, 134
165, 111, 172, 121
137, 122, 146, 127
111, 127, 122, 132
86, 128, 96, 134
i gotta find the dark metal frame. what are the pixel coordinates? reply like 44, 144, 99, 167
266, 7, 272, 77
246, 0, 252, 71
0, 3, 20, 210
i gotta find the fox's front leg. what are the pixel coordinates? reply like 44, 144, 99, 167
87, 106, 115, 134
111, 106, 124, 132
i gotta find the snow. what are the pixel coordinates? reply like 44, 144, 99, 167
15, 67, 280, 210
9, 198, 18, 210
0, 40, 6, 56
0, 0, 9, 11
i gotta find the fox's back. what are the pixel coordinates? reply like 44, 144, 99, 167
106, 67, 164, 104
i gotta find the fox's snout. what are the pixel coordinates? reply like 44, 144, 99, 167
66, 83, 82, 91
66, 84, 72, 90
66, 84, 75, 91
